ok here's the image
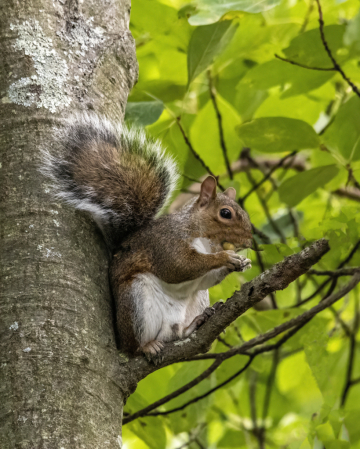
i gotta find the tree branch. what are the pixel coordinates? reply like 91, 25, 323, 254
119, 239, 330, 397
123, 271, 359, 423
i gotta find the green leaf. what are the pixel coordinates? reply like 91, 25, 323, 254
322, 96, 360, 162
190, 96, 241, 173
254, 83, 336, 122
316, 422, 336, 443
277, 351, 322, 402
302, 316, 337, 406
165, 361, 214, 433
326, 443, 350, 449
187, 20, 237, 84
238, 59, 334, 98
128, 417, 167, 449
344, 11, 360, 52
218, 429, 247, 447
344, 409, 360, 444
261, 211, 304, 241
130, 0, 178, 37
282, 25, 347, 68
278, 165, 339, 207
236, 117, 320, 153
188, 0, 280, 26
125, 101, 164, 126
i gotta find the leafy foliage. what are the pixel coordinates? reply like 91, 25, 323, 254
124, 0, 360, 447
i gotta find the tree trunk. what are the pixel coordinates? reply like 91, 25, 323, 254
0, 0, 137, 447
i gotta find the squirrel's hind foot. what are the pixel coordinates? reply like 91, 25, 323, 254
183, 306, 216, 338
142, 340, 164, 363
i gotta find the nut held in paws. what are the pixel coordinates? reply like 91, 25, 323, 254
223, 242, 235, 251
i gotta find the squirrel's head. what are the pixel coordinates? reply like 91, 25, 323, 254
195, 176, 253, 251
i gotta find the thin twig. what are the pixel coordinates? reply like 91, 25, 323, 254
274, 54, 334, 71
275, 1, 360, 98
175, 424, 206, 449
253, 238, 278, 309
315, 0, 360, 98
175, 117, 225, 191
347, 167, 360, 191
249, 371, 264, 449
226, 273, 360, 357
182, 173, 202, 184
240, 151, 297, 203
296, 278, 331, 306
122, 358, 222, 424
252, 225, 271, 244
207, 70, 233, 180
262, 349, 279, 421
298, 240, 360, 306
329, 306, 352, 338
146, 357, 254, 417
300, 0, 315, 33
309, 268, 360, 277
217, 335, 233, 349
339, 240, 360, 268
244, 165, 286, 244
341, 296, 359, 407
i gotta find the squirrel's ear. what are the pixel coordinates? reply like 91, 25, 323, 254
223, 187, 236, 200
198, 176, 217, 207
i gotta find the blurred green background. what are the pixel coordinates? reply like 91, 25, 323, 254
123, 1, 360, 447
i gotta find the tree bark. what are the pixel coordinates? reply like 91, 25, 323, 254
0, 1, 137, 447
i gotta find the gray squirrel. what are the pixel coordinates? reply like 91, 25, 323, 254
42, 113, 252, 356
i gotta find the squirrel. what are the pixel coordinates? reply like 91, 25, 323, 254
42, 113, 253, 357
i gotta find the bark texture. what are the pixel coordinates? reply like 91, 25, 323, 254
0, 1, 137, 448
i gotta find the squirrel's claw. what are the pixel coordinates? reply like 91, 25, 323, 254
194, 306, 216, 327
142, 340, 164, 360
225, 251, 252, 272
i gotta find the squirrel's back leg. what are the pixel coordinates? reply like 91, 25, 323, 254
111, 253, 165, 356
112, 278, 166, 356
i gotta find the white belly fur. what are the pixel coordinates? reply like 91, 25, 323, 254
133, 273, 210, 345
132, 237, 227, 346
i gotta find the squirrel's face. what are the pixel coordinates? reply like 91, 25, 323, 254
196, 176, 253, 251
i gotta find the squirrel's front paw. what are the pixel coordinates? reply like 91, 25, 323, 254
225, 251, 252, 272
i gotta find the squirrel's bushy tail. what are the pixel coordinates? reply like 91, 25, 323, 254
42, 113, 179, 250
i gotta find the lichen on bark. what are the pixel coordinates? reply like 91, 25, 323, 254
8, 20, 71, 112
0, 0, 137, 447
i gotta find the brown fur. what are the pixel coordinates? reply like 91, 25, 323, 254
111, 179, 253, 352
74, 143, 165, 222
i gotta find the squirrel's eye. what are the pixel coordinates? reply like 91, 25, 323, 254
220, 208, 232, 219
